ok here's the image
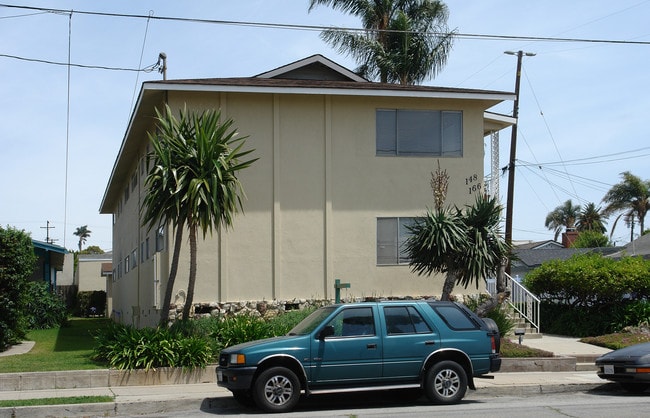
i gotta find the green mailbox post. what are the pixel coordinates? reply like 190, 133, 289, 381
334, 279, 350, 303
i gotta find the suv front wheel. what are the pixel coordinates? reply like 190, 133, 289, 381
252, 366, 301, 413
424, 360, 467, 404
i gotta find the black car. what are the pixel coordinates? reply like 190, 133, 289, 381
595, 342, 650, 393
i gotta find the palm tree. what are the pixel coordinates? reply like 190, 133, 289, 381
405, 194, 510, 301
309, 0, 455, 85
544, 200, 580, 241
602, 171, 650, 242
141, 105, 257, 325
575, 202, 606, 234
73, 225, 91, 252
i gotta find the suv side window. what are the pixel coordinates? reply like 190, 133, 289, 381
384, 306, 432, 335
432, 305, 479, 330
326, 307, 375, 337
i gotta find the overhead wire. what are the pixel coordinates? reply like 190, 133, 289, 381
522, 67, 579, 199
129, 10, 154, 121
1, 3, 650, 45
0, 52, 160, 72
518, 146, 650, 167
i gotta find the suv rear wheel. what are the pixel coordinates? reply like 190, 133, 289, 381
252, 366, 301, 413
424, 360, 467, 404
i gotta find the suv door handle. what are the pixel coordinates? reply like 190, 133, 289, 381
425, 340, 436, 345
367, 343, 377, 349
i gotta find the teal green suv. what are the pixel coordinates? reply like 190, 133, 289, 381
217, 300, 501, 413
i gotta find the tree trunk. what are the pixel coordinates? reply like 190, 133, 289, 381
440, 270, 460, 301
496, 258, 507, 294
182, 224, 198, 321
158, 219, 184, 327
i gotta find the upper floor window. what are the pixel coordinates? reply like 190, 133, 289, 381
376, 109, 462, 156
377, 217, 417, 265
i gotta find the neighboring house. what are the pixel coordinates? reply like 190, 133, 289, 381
31, 240, 67, 288
76, 252, 113, 292
100, 54, 515, 327
608, 233, 650, 260
75, 252, 112, 317
512, 237, 621, 280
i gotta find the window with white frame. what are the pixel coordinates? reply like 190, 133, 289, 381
376, 109, 462, 156
130, 249, 137, 269
377, 217, 417, 265
156, 225, 165, 252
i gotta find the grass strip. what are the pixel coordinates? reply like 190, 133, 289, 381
0, 318, 110, 373
0, 395, 114, 407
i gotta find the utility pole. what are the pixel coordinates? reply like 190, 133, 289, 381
40, 220, 57, 244
158, 52, 167, 80
504, 50, 535, 275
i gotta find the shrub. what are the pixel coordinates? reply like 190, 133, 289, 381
524, 253, 650, 307
214, 313, 274, 348
93, 307, 318, 370
571, 231, 610, 248
485, 303, 515, 337
609, 300, 650, 332
539, 300, 650, 337
170, 317, 222, 359
23, 282, 68, 329
267, 307, 317, 336
0, 226, 36, 348
464, 295, 515, 337
92, 323, 212, 371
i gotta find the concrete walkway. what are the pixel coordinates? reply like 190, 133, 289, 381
0, 335, 617, 418
514, 334, 611, 359
0, 342, 35, 357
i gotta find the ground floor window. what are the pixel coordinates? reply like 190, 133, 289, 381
377, 217, 417, 265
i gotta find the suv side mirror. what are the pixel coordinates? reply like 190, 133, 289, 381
318, 325, 335, 340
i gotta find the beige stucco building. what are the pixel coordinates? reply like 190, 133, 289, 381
100, 55, 514, 328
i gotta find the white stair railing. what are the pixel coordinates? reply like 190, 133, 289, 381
487, 273, 540, 333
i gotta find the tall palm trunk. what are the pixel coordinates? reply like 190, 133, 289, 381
441, 268, 461, 301
159, 219, 184, 327
182, 224, 198, 320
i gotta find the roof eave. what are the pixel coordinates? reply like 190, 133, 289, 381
142, 81, 514, 103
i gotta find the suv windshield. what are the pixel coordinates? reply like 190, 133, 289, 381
288, 306, 337, 335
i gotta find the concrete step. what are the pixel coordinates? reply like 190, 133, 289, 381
576, 362, 598, 371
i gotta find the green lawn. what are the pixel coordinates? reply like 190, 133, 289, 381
0, 318, 110, 373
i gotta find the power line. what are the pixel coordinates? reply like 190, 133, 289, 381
1, 3, 650, 46
0, 52, 160, 72
518, 147, 650, 167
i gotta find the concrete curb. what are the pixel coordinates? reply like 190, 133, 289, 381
0, 366, 218, 392
500, 356, 581, 372
0, 398, 231, 418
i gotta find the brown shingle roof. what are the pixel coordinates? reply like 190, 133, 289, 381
146, 76, 510, 97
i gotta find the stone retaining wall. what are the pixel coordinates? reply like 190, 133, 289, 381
167, 294, 455, 321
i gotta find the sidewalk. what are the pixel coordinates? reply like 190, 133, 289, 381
0, 335, 616, 418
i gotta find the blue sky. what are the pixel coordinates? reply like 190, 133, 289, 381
1, 0, 649, 251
